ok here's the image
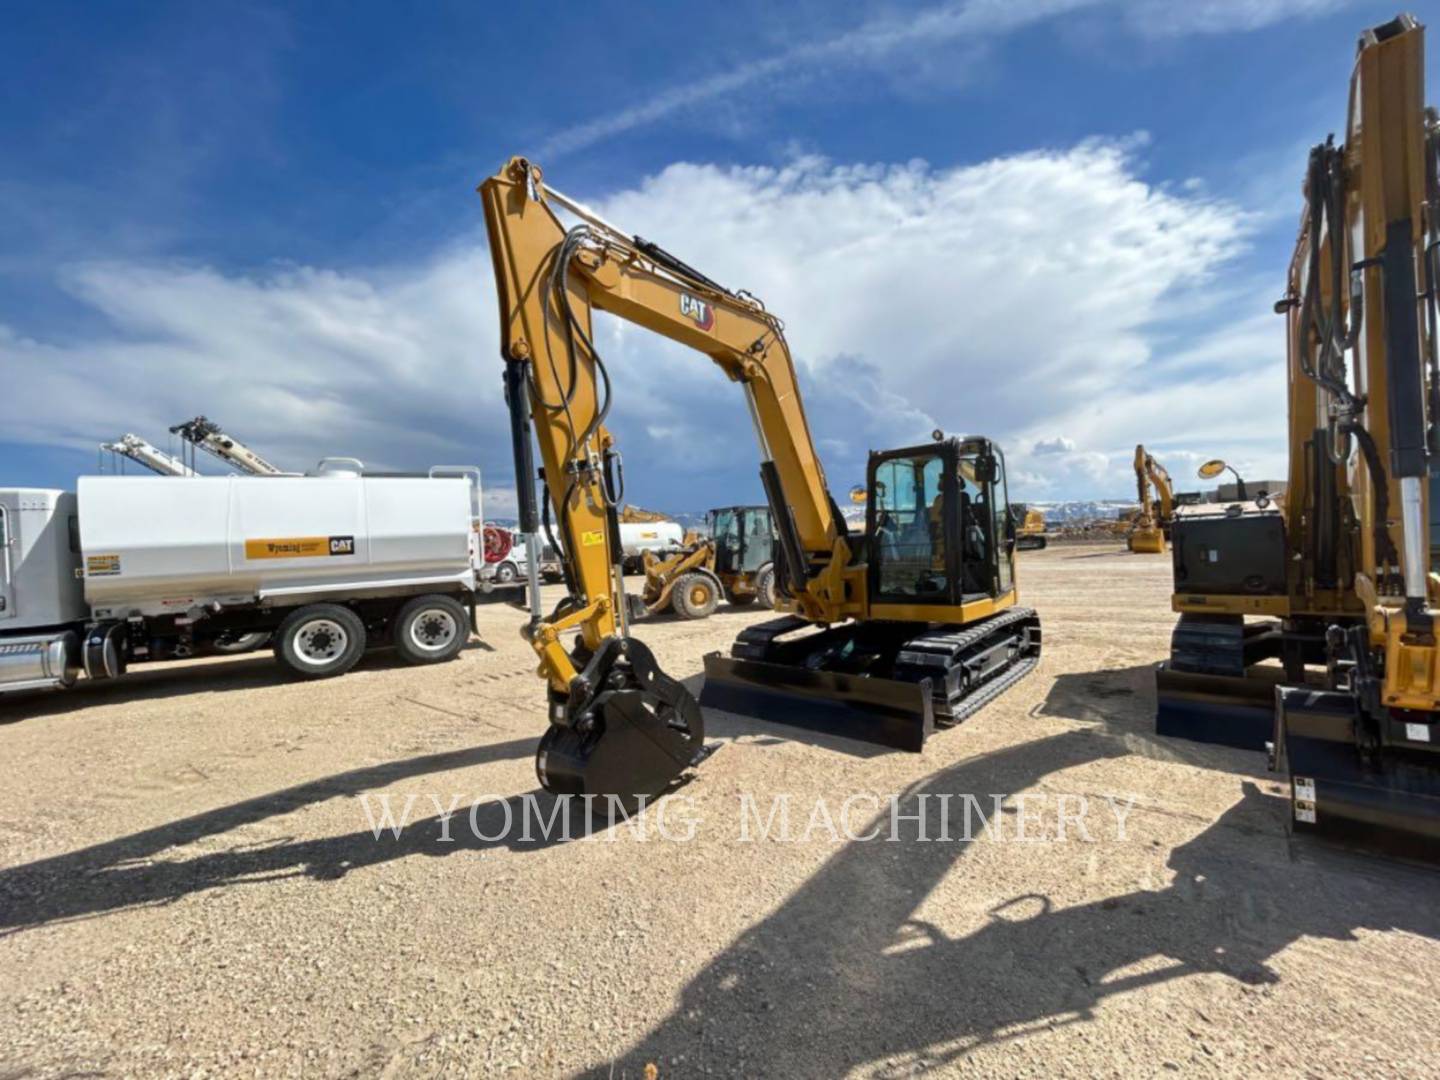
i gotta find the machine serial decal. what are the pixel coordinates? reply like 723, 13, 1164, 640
244, 535, 356, 559
86, 554, 122, 577
679, 293, 714, 331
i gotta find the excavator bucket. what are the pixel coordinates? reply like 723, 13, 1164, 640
700, 610, 1040, 752
1274, 687, 1440, 861
536, 636, 712, 803
1127, 528, 1165, 554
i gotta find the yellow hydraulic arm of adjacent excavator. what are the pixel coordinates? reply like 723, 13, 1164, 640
480, 157, 1040, 800
1128, 444, 1173, 554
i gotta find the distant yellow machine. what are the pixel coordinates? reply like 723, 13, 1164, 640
1127, 444, 1174, 554
1011, 505, 1047, 550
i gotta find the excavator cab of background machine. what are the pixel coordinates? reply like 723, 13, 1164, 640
867, 437, 1012, 605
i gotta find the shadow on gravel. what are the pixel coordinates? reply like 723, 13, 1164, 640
1035, 665, 1271, 775
595, 730, 1440, 1076
0, 737, 545, 935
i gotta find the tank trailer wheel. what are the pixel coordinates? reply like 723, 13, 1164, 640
394, 594, 470, 665
275, 603, 367, 679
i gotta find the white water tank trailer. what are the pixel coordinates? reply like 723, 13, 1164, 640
0, 473, 486, 696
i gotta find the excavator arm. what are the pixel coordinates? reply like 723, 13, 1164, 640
481, 160, 858, 677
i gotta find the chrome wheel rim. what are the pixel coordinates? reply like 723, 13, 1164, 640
294, 619, 348, 666
409, 609, 459, 653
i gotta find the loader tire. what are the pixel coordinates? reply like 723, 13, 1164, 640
672, 573, 719, 620
275, 603, 366, 680
393, 594, 469, 666
755, 565, 777, 611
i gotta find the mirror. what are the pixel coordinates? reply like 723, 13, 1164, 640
976, 455, 999, 485
1197, 459, 1228, 480
848, 485, 867, 505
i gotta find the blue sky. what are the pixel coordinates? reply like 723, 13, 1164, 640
2, 0, 1434, 512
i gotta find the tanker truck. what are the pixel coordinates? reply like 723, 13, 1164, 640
0, 469, 489, 696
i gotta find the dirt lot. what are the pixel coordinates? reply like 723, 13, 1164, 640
2, 544, 1438, 1078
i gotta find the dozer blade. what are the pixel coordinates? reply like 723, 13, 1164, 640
536, 635, 712, 805
699, 609, 1040, 753
1275, 687, 1440, 862
701, 652, 936, 752
1154, 663, 1279, 751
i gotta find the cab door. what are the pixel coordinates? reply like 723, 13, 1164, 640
740, 507, 775, 574
988, 446, 1015, 596
955, 439, 1014, 600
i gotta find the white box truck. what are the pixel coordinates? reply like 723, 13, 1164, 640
0, 472, 488, 696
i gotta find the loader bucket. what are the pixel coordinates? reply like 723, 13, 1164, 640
1275, 686, 1440, 861
699, 652, 935, 753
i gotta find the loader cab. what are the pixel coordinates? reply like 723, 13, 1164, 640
708, 505, 775, 577
866, 437, 1015, 611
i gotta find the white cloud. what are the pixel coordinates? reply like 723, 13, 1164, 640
2, 140, 1282, 506
1032, 437, 1077, 456
1124, 0, 1357, 36
538, 0, 1362, 158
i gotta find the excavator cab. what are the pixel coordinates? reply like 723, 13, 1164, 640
867, 437, 1014, 606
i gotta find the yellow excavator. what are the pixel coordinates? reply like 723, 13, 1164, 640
1127, 444, 1174, 554
480, 158, 1041, 800
1012, 505, 1048, 550
1158, 13, 1439, 856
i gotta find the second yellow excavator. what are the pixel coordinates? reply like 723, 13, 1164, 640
480, 158, 1042, 800
1127, 444, 1175, 554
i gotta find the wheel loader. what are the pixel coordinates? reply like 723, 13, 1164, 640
479, 157, 1041, 801
639, 505, 778, 620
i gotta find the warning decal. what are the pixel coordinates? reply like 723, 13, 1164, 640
86, 554, 122, 577
245, 536, 357, 560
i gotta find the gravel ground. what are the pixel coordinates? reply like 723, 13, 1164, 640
1, 544, 1437, 1078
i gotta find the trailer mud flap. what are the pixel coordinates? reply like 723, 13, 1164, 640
1155, 662, 1279, 751
699, 653, 935, 753
1275, 687, 1440, 861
